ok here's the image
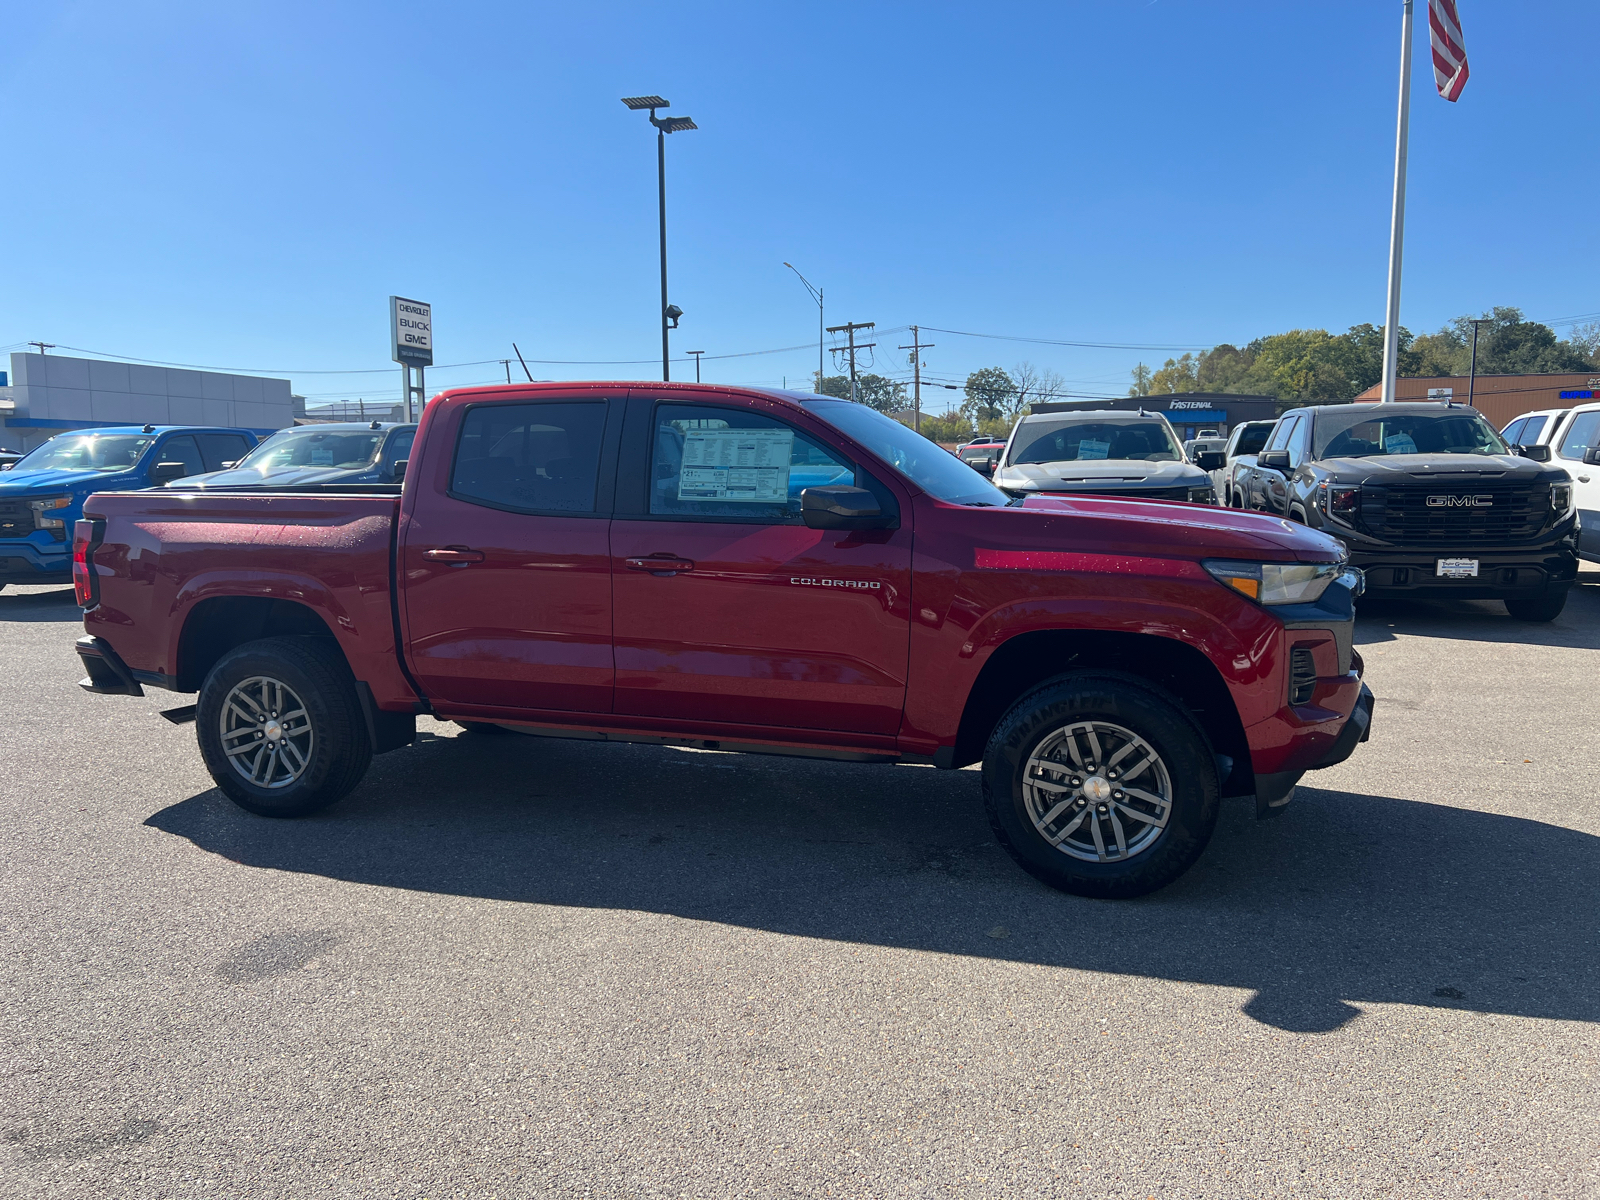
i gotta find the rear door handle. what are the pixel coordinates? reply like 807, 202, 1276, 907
626, 555, 695, 576
424, 547, 485, 564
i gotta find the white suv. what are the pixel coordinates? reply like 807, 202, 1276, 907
1516, 403, 1600, 563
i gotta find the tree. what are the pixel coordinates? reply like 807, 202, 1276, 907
1128, 363, 1153, 397
1148, 353, 1199, 395
962, 367, 1016, 422
1569, 321, 1600, 362
916, 410, 971, 445
818, 372, 908, 412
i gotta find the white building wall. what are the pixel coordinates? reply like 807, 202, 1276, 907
5, 353, 295, 451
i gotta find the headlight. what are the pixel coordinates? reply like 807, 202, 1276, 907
1204, 559, 1345, 605
1321, 484, 1360, 523
28, 494, 73, 531
1187, 486, 1215, 503
1552, 482, 1573, 514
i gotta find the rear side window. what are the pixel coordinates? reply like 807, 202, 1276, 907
648, 403, 853, 523
451, 402, 608, 513
197, 433, 254, 471
157, 435, 205, 477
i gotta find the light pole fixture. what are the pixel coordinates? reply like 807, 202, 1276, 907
623, 95, 697, 382
783, 263, 823, 392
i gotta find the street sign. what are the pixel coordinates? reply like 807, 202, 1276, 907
390, 296, 433, 366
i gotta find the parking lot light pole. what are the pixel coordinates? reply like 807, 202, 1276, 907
783, 263, 823, 392
623, 96, 697, 382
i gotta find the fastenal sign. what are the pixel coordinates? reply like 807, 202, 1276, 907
389, 296, 433, 366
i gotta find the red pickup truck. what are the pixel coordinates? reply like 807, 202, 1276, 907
71, 383, 1372, 897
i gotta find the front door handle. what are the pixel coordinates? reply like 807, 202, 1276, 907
424, 546, 485, 564
626, 555, 695, 576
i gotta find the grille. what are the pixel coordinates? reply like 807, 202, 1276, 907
1054, 485, 1189, 502
1356, 484, 1548, 544
0, 499, 31, 539
1288, 647, 1317, 706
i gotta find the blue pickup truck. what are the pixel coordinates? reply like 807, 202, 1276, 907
0, 424, 258, 589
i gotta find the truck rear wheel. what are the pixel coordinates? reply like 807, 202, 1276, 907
196, 636, 373, 818
981, 673, 1220, 899
1505, 593, 1567, 622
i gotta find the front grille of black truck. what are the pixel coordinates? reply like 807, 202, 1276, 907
1356, 484, 1549, 543
0, 499, 31, 539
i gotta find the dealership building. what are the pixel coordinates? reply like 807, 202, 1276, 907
1, 352, 296, 454
1353, 372, 1600, 429
1030, 392, 1281, 441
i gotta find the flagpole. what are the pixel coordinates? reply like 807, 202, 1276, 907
1380, 0, 1414, 404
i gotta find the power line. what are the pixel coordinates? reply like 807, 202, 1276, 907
920, 326, 1209, 351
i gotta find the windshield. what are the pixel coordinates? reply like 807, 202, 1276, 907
1010, 419, 1180, 465
237, 428, 385, 472
1316, 411, 1509, 459
803, 400, 1009, 506
1233, 423, 1274, 455
9, 434, 155, 474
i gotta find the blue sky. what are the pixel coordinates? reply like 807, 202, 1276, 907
5, 1, 1596, 408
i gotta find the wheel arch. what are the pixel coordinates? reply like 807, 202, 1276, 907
951, 628, 1253, 792
176, 596, 340, 692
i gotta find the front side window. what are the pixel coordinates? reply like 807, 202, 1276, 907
1501, 418, 1527, 446
385, 428, 417, 472
451, 402, 608, 513
1263, 418, 1296, 453
1317, 412, 1508, 459
1008, 419, 1180, 465
649, 404, 852, 522
1285, 418, 1311, 466
197, 433, 254, 471
1520, 415, 1547, 443
1557, 411, 1600, 462
157, 435, 205, 476
9, 434, 154, 474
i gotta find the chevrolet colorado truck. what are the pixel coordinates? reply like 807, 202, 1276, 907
71, 383, 1372, 898
1234, 402, 1579, 621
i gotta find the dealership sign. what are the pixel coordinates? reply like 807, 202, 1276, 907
390, 296, 432, 366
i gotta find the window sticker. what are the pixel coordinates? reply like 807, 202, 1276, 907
1077, 439, 1111, 460
1384, 433, 1418, 454
677, 427, 794, 502
311, 446, 335, 465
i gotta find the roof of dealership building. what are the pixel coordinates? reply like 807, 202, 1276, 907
1354, 372, 1600, 429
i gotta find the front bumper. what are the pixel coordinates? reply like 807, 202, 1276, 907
1343, 535, 1578, 600
0, 539, 70, 584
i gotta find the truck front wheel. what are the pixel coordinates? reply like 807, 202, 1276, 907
196, 636, 373, 818
1505, 593, 1567, 622
982, 674, 1220, 899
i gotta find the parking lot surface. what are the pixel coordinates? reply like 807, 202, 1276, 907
3, 570, 1599, 1199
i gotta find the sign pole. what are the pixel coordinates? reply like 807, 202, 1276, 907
1379, 0, 1414, 405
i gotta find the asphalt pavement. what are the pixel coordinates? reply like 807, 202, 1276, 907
3, 569, 1599, 1198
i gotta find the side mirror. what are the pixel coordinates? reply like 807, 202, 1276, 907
150, 460, 189, 484
801, 485, 893, 531
393, 458, 408, 481
1195, 451, 1226, 471
1258, 450, 1291, 472
1515, 444, 1552, 463
1581, 446, 1600, 466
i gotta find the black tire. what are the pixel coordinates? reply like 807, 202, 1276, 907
196, 636, 373, 817
1505, 592, 1568, 622
455, 721, 511, 735
981, 673, 1220, 899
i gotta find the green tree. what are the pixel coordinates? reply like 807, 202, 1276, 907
818, 372, 908, 412
1148, 353, 1199, 394
963, 367, 1016, 422
916, 410, 972, 444
1128, 363, 1153, 397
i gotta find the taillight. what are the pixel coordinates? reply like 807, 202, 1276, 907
72, 519, 104, 609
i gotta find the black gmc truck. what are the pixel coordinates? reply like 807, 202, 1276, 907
1232, 402, 1578, 621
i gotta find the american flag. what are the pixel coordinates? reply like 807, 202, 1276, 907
1428, 0, 1469, 102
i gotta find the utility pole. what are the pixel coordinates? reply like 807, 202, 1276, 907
27, 342, 54, 355
1466, 318, 1490, 409
898, 326, 934, 433
499, 360, 512, 384
826, 321, 875, 402
687, 350, 705, 382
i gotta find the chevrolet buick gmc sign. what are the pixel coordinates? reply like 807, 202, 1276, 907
390, 296, 433, 366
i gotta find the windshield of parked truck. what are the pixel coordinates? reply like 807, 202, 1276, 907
9, 434, 155, 474
1316, 411, 1509, 459
237, 428, 385, 471
803, 399, 1009, 506
1009, 419, 1180, 464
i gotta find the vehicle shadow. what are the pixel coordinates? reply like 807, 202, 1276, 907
0, 586, 80, 623
1355, 568, 1600, 649
146, 733, 1600, 1034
